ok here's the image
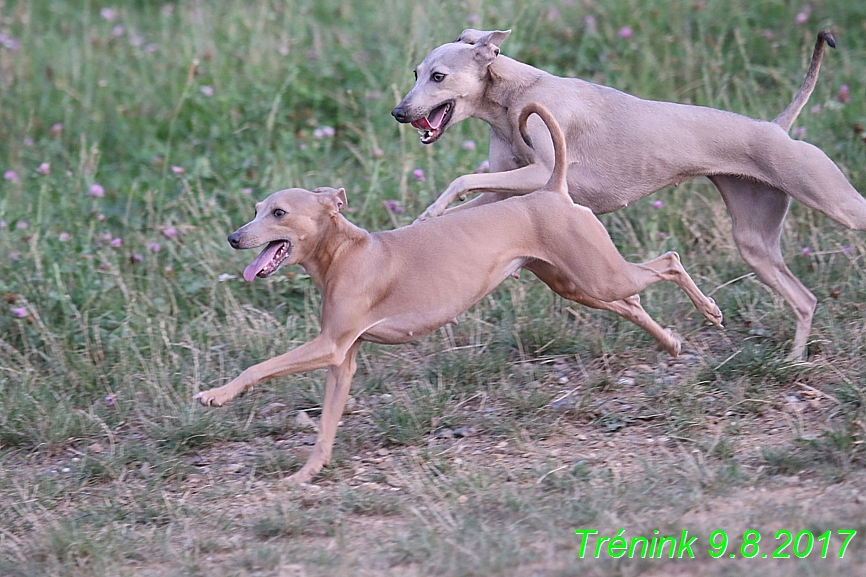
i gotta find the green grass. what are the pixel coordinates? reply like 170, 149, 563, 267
2, 0, 866, 575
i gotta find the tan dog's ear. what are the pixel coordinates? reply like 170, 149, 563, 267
315, 187, 347, 214
472, 30, 511, 64
333, 188, 347, 212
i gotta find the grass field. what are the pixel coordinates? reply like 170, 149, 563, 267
1, 0, 866, 575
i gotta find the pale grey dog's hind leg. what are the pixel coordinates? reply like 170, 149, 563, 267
711, 175, 817, 360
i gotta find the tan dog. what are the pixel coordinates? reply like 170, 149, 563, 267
195, 104, 723, 483
391, 29, 853, 360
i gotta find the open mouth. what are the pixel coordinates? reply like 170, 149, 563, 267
243, 240, 292, 282
410, 101, 454, 144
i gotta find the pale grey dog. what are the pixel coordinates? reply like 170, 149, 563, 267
391, 29, 857, 359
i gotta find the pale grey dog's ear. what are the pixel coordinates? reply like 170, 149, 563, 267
455, 28, 485, 44
487, 30, 511, 47
457, 29, 511, 46
472, 30, 511, 64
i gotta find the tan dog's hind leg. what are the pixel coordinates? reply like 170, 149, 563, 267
547, 205, 723, 329
712, 176, 817, 360
289, 340, 362, 484
626, 252, 725, 329
525, 260, 682, 356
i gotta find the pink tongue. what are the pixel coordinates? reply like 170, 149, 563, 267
243, 241, 283, 282
410, 106, 448, 131
411, 117, 433, 130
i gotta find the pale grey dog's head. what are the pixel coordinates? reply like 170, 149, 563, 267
391, 29, 511, 144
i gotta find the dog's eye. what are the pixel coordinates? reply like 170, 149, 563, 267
431, 72, 446, 83
273, 209, 286, 218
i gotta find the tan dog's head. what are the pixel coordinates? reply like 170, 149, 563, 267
391, 29, 511, 144
227, 187, 347, 281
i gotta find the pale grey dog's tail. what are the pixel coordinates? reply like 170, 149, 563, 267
774, 30, 836, 132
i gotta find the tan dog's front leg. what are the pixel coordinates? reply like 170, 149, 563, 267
289, 340, 362, 483
194, 336, 344, 407
416, 164, 552, 221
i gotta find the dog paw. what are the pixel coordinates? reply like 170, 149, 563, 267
661, 328, 682, 357
288, 466, 319, 485
784, 347, 809, 363
416, 204, 447, 222
703, 297, 724, 328
194, 389, 228, 407
286, 452, 327, 484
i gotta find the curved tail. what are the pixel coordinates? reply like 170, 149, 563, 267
518, 103, 570, 200
773, 29, 836, 132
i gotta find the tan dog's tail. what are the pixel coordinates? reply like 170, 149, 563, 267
773, 29, 835, 132
518, 103, 569, 199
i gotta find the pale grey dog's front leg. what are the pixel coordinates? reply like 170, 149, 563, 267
416, 164, 554, 221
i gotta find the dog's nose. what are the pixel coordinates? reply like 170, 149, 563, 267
391, 105, 408, 123
227, 231, 241, 249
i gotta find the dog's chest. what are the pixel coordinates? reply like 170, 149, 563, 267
490, 147, 529, 172
488, 130, 531, 171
